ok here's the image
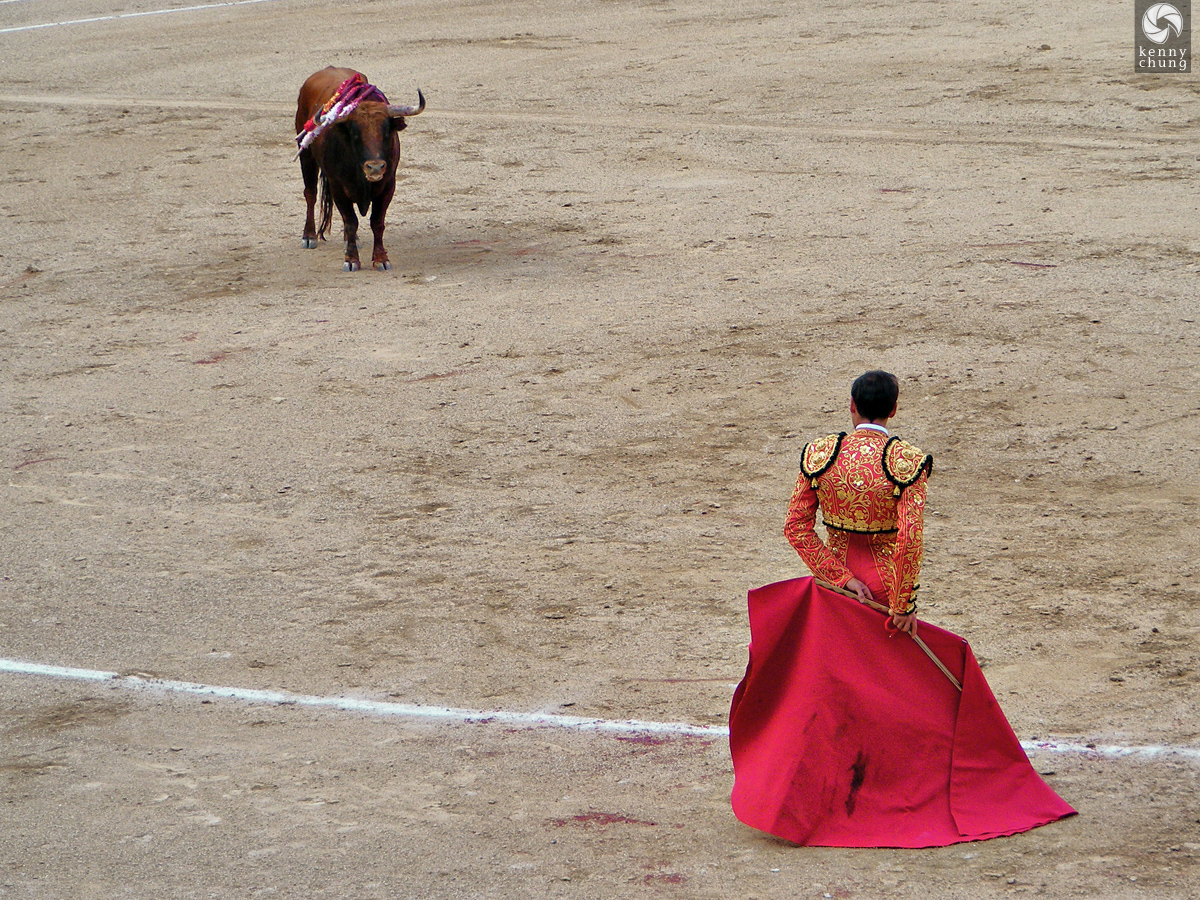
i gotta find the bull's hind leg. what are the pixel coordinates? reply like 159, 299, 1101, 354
299, 150, 320, 249
333, 194, 362, 272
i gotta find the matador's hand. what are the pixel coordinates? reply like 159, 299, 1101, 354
889, 612, 918, 636
845, 577, 875, 604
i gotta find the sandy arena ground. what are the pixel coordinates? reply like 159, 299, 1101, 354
2, 0, 1199, 897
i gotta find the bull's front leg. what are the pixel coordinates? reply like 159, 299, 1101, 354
369, 185, 395, 271
299, 150, 320, 249
333, 195, 362, 272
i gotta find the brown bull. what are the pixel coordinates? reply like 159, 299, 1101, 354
295, 67, 425, 271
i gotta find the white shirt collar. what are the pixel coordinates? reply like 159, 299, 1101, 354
855, 423, 890, 436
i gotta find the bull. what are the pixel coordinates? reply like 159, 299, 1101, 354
295, 67, 425, 271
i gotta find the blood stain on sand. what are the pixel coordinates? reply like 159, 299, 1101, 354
615, 734, 673, 747
548, 810, 658, 828
643, 872, 688, 885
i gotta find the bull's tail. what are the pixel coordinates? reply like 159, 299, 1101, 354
317, 172, 333, 241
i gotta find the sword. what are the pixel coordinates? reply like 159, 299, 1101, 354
814, 578, 963, 692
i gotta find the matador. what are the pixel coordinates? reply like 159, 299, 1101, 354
784, 370, 932, 634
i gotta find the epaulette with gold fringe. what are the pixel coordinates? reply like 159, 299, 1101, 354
882, 437, 933, 494
800, 432, 845, 481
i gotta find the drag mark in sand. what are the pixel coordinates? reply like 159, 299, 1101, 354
2, 657, 1199, 763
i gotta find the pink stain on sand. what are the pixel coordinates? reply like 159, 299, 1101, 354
548, 810, 657, 828
643, 873, 688, 885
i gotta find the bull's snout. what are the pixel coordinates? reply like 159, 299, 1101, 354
363, 159, 387, 182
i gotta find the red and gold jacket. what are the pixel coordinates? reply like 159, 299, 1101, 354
784, 428, 932, 613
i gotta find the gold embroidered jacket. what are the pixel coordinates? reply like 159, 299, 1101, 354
784, 429, 932, 613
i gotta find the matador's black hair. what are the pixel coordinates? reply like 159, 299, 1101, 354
851, 370, 899, 421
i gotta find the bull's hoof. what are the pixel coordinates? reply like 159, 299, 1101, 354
373, 260, 392, 271
302, 237, 318, 249
344, 260, 360, 272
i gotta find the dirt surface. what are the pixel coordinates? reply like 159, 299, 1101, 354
2, 0, 1199, 897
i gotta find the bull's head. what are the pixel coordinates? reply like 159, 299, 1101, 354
323, 90, 426, 183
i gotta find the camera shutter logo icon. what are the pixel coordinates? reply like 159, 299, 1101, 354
1142, 3, 1185, 43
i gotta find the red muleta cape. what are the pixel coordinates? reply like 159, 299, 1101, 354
729, 577, 1075, 847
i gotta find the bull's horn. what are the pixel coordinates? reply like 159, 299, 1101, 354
387, 89, 426, 118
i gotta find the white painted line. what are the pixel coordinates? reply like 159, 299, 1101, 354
0, 657, 727, 738
0, 0, 282, 34
1020, 738, 1200, 762
3, 656, 1199, 761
